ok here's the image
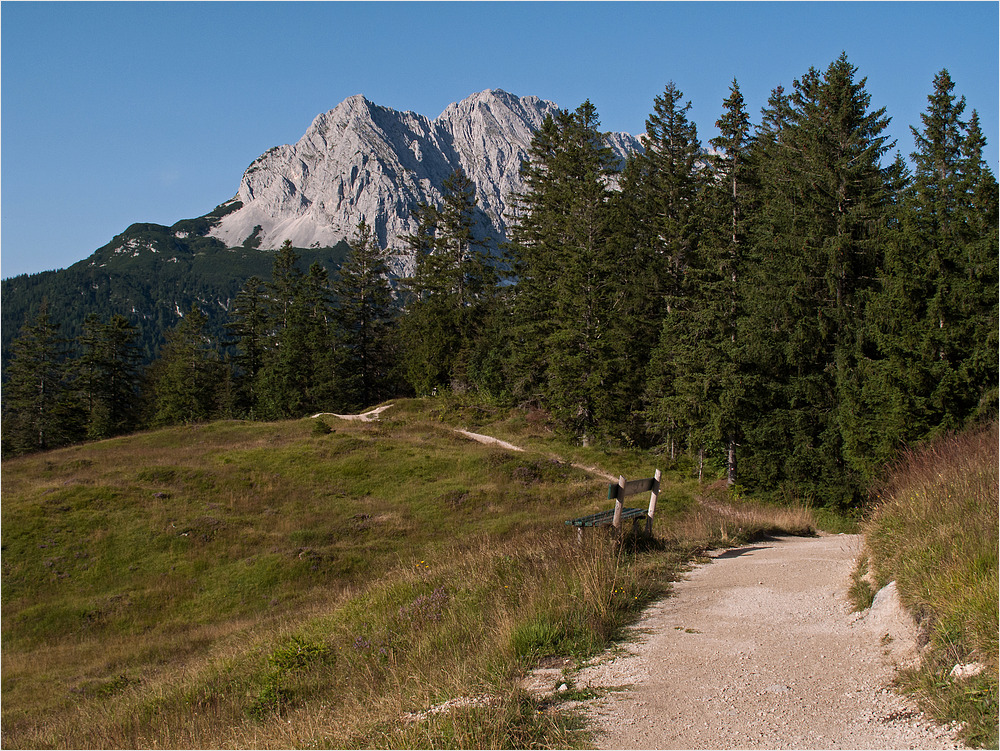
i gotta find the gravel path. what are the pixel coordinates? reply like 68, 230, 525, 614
311, 404, 395, 422
568, 534, 965, 750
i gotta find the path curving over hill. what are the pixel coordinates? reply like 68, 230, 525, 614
568, 534, 965, 750
311, 404, 396, 422
317, 404, 619, 481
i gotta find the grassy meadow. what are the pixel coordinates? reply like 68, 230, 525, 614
854, 421, 999, 749
1, 397, 815, 749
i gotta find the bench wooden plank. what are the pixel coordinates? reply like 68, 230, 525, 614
565, 507, 645, 527
607, 477, 657, 499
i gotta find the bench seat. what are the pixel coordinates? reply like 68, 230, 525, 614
565, 506, 646, 528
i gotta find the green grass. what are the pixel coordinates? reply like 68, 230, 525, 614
855, 421, 999, 749
1, 397, 815, 748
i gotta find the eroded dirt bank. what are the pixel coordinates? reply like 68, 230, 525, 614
569, 534, 964, 750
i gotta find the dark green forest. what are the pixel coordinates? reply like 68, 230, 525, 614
3, 57, 997, 510
0, 201, 351, 363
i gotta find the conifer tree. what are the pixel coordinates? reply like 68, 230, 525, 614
741, 54, 896, 505
400, 169, 496, 394
637, 82, 707, 459
2, 305, 83, 454
332, 220, 399, 411
148, 305, 220, 426
602, 155, 664, 430
862, 71, 999, 470
267, 239, 305, 332
75, 313, 141, 438
507, 102, 627, 442
505, 114, 566, 403
640, 82, 703, 307
254, 242, 305, 419
462, 282, 516, 403
226, 275, 268, 416
736, 84, 796, 491
958, 109, 1000, 420
698, 80, 753, 483
252, 241, 337, 418
301, 260, 338, 410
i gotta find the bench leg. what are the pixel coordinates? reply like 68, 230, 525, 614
577, 526, 584, 545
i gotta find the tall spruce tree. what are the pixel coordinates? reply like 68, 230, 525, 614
736, 85, 795, 491
147, 305, 220, 426
958, 109, 1000, 420
75, 313, 141, 438
603, 154, 666, 438
332, 220, 399, 411
251, 242, 337, 418
400, 169, 496, 394
505, 114, 565, 403
697, 80, 754, 483
226, 275, 268, 417
637, 82, 707, 460
2, 305, 83, 455
507, 102, 628, 443
862, 71, 999, 469
301, 260, 338, 410
741, 55, 896, 505
255, 241, 308, 418
640, 82, 703, 309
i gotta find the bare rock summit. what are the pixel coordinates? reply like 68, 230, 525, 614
208, 89, 641, 268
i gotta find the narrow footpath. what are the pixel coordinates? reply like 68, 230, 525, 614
569, 534, 965, 750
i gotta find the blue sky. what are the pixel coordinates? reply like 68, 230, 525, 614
2, 1, 997, 278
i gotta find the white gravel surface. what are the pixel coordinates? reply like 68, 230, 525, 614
565, 534, 965, 750
311, 404, 395, 422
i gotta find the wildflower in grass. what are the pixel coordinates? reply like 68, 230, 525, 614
399, 586, 449, 626
353, 635, 373, 653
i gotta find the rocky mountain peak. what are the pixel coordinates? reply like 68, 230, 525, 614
208, 89, 642, 272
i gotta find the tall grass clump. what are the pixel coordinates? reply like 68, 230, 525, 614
859, 421, 998, 748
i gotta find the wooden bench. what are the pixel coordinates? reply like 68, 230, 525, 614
566, 469, 661, 541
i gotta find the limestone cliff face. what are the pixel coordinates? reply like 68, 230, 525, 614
208, 89, 642, 269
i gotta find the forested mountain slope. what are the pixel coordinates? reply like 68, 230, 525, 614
1, 211, 350, 362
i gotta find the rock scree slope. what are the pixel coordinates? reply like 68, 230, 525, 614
567, 534, 965, 750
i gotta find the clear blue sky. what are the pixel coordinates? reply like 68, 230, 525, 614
2, 1, 997, 278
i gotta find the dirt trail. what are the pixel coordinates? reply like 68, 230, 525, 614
318, 404, 617, 481
453, 429, 526, 453
455, 428, 617, 481
567, 534, 965, 750
311, 404, 395, 422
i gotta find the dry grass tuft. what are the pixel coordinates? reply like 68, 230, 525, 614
859, 421, 998, 749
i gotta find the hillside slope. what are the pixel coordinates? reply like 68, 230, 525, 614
855, 423, 999, 748
1, 397, 814, 749
1, 210, 350, 362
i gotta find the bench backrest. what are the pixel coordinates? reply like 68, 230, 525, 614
607, 477, 658, 499
608, 470, 662, 532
